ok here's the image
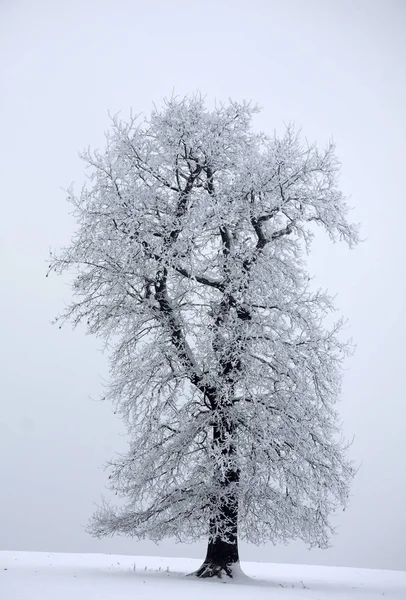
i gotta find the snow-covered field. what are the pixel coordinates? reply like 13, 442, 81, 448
1, 551, 405, 599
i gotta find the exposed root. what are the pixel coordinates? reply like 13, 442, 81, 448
188, 560, 238, 579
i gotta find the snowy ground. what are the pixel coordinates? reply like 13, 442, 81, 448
1, 551, 405, 599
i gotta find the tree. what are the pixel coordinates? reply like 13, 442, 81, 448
49, 95, 359, 578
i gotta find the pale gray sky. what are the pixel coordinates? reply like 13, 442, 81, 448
1, 0, 405, 571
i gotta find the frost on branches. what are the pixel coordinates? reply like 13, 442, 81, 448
49, 96, 359, 578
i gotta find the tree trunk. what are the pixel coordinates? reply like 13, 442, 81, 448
191, 383, 240, 578
193, 508, 239, 578
192, 463, 240, 578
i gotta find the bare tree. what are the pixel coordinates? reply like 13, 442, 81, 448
49, 95, 359, 578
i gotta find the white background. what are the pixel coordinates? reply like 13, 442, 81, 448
1, 0, 405, 570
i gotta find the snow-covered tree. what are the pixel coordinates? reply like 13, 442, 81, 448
49, 95, 359, 578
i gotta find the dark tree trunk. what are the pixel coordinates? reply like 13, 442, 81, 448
192, 414, 240, 578
190, 293, 243, 579
193, 495, 240, 578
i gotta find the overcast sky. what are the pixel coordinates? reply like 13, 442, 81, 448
1, 0, 405, 571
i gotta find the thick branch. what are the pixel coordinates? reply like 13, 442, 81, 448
174, 264, 224, 291
153, 269, 216, 400
206, 166, 232, 256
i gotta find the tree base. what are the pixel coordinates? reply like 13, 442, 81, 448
192, 519, 240, 579
189, 560, 240, 579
